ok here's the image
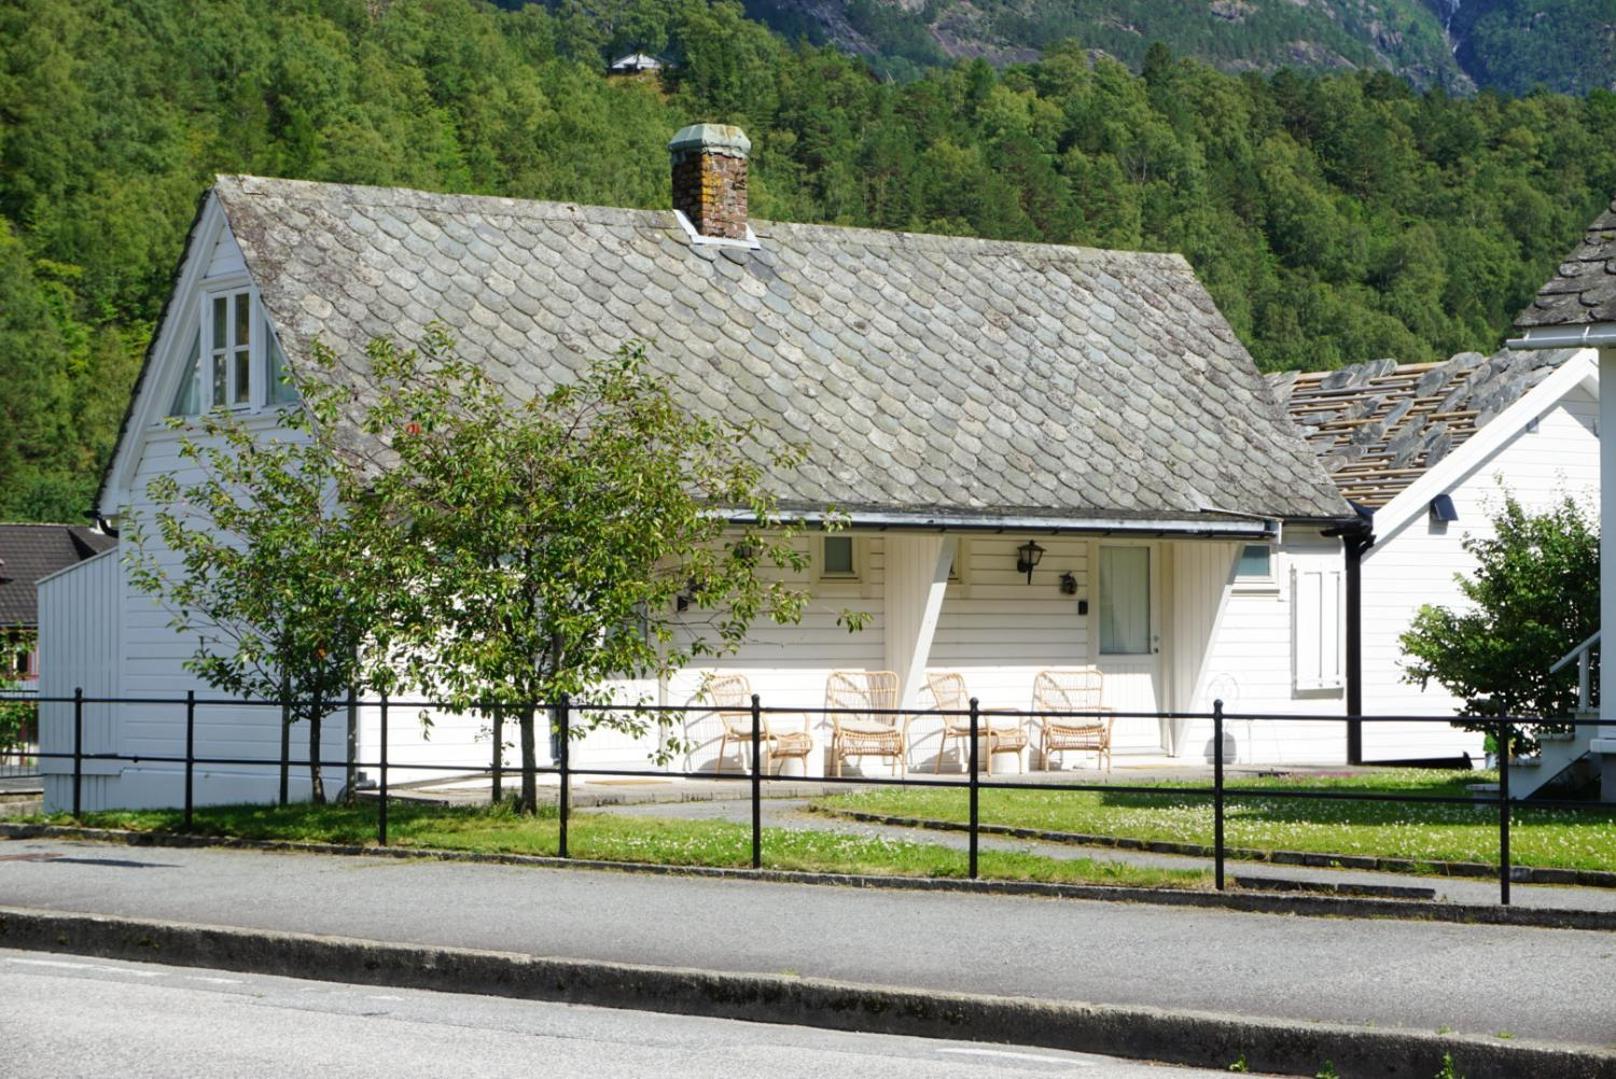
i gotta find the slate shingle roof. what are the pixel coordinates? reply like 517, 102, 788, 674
212, 175, 1350, 525
1270, 348, 1578, 507
0, 524, 116, 627
1516, 193, 1616, 328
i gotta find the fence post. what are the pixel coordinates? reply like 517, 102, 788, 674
378, 691, 389, 847
1499, 720, 1511, 907
968, 696, 980, 880
1213, 698, 1226, 892
751, 694, 763, 870
491, 703, 504, 806
72, 686, 83, 819
558, 694, 570, 859
278, 698, 290, 808
184, 690, 196, 830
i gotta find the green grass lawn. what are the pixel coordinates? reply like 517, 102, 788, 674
43, 801, 1206, 890
814, 770, 1616, 873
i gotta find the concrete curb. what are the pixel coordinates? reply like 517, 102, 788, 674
820, 807, 1616, 889
4, 821, 1615, 930
1, 905, 1610, 1079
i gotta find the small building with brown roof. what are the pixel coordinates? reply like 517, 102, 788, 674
0, 523, 116, 685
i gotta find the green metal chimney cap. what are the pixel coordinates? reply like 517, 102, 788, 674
668, 123, 751, 158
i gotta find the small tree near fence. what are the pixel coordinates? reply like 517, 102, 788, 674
1400, 493, 1598, 756
364, 329, 820, 814
126, 352, 395, 804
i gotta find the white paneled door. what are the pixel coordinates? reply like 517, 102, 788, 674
1092, 543, 1166, 752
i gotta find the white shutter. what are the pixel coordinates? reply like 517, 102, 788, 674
1292, 566, 1344, 692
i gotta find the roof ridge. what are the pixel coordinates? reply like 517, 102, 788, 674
217, 174, 1191, 267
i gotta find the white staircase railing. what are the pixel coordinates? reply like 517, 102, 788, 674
1549, 630, 1600, 713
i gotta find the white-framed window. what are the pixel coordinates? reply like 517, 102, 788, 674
165, 288, 299, 418
209, 288, 254, 409
818, 535, 859, 580
1292, 566, 1344, 692
1232, 543, 1279, 593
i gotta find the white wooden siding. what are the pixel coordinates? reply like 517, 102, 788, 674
37, 549, 121, 811
1358, 389, 1599, 758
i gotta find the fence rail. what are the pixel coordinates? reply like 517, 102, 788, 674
8, 689, 1615, 907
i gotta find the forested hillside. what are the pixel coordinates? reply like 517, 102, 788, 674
2, 0, 1613, 521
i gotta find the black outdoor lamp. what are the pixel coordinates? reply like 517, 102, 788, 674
1015, 540, 1045, 584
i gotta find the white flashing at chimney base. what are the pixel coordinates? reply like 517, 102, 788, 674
671, 208, 760, 250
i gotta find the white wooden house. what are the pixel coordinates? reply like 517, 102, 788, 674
38, 123, 1432, 811
1246, 347, 1600, 767
1507, 191, 1616, 799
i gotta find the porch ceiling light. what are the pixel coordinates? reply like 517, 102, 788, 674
1016, 540, 1045, 584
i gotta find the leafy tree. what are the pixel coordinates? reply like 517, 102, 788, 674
125, 352, 395, 804
1400, 494, 1599, 755
363, 330, 814, 813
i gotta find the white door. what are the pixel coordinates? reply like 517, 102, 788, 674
1092, 542, 1165, 752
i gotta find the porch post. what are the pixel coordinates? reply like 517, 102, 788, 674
1601, 347, 1616, 742
884, 534, 955, 707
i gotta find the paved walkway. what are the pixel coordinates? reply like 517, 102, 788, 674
599, 797, 1616, 911
2, 836, 1612, 1050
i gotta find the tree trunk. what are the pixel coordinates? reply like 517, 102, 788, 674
308, 704, 326, 805
518, 703, 537, 815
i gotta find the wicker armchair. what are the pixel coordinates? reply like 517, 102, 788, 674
705, 673, 813, 775
924, 672, 1028, 774
1031, 668, 1114, 771
825, 670, 906, 777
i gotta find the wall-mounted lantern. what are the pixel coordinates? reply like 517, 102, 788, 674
1428, 493, 1458, 524
1016, 540, 1045, 584
1059, 571, 1078, 595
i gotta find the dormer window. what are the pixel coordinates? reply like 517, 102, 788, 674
211, 290, 252, 409
167, 288, 298, 418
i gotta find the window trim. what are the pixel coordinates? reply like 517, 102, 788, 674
816, 534, 861, 582
1232, 543, 1280, 595
160, 281, 298, 422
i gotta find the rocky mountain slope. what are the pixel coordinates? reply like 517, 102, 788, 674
743, 0, 1613, 92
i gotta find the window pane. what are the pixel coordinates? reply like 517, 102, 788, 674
212, 353, 227, 406
266, 320, 298, 404
169, 331, 202, 416
234, 291, 250, 348
822, 536, 854, 576
212, 296, 226, 351
1100, 546, 1150, 655
233, 348, 250, 404
1236, 545, 1271, 579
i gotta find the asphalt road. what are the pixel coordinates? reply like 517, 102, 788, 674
2, 838, 1613, 1049
0, 949, 1226, 1078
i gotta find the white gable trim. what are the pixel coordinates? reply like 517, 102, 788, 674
100, 193, 264, 512
1371, 349, 1599, 539
32, 544, 118, 589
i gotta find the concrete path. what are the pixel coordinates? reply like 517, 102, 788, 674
599, 797, 1616, 911
1, 948, 1217, 1078
2, 836, 1612, 1051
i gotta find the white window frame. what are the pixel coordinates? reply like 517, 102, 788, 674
816, 534, 861, 582
1232, 542, 1280, 595
203, 283, 258, 412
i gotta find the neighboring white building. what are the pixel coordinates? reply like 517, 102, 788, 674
54, 122, 1545, 811
1239, 348, 1600, 767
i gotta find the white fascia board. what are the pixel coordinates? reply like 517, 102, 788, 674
723, 508, 1281, 538
1371, 349, 1599, 539
101, 192, 235, 512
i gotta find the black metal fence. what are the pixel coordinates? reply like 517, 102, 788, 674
9, 688, 1614, 907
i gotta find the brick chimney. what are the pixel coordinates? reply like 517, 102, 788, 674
669, 123, 750, 241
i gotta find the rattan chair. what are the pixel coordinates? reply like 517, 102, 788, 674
705, 673, 813, 774
826, 670, 906, 777
1031, 668, 1114, 771
924, 672, 1028, 774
